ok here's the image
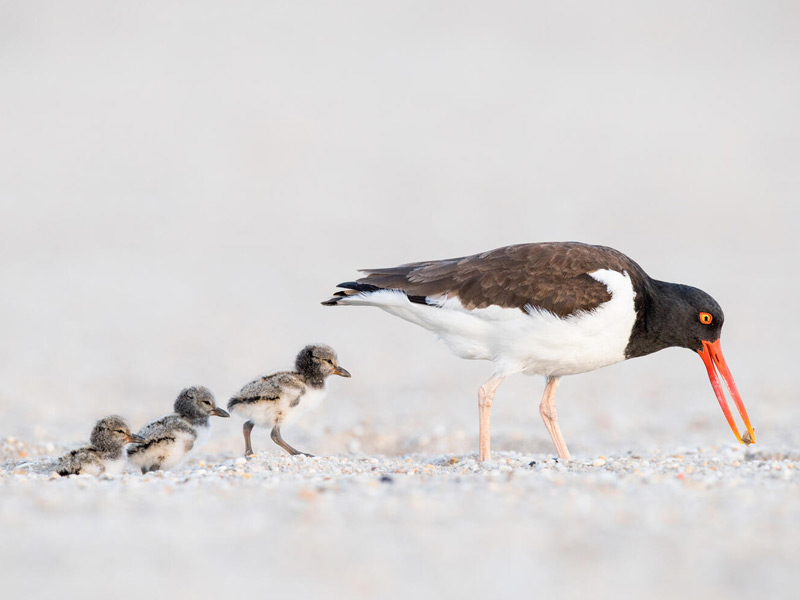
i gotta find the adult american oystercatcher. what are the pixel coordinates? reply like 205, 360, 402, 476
322, 242, 754, 461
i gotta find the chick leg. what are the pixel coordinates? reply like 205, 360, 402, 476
243, 420, 256, 457
270, 426, 314, 457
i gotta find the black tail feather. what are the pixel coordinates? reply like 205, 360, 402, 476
321, 281, 379, 306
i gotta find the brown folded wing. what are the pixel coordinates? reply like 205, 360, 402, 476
346, 242, 643, 318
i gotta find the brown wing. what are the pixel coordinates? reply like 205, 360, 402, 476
327, 242, 644, 318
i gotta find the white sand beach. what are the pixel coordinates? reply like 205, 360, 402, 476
1, 2, 799, 599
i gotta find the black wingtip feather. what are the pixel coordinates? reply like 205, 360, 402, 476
322, 280, 435, 307
336, 281, 382, 293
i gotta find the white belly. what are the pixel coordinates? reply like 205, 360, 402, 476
346, 269, 637, 377
127, 428, 197, 471
78, 461, 104, 476
232, 386, 327, 427
158, 429, 197, 470
102, 455, 127, 476
232, 400, 277, 427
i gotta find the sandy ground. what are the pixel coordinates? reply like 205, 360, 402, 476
3, 442, 800, 600
2, 2, 800, 599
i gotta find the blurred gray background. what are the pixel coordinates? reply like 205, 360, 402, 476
2, 1, 797, 453
2, 2, 800, 600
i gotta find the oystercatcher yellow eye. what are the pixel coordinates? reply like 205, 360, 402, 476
699, 312, 713, 325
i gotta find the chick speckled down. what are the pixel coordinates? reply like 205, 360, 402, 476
127, 386, 229, 473
55, 416, 144, 476
228, 344, 351, 456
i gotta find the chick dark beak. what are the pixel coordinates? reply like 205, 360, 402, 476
211, 407, 230, 418
126, 433, 147, 445
334, 366, 352, 378
697, 339, 755, 445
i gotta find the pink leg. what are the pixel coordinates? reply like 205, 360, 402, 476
478, 374, 506, 462
539, 376, 571, 460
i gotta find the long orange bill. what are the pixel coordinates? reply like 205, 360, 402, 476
697, 339, 755, 445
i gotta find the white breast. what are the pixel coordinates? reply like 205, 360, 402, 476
193, 422, 211, 451
283, 385, 327, 425
346, 269, 637, 377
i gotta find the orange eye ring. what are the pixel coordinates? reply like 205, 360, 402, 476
699, 312, 713, 325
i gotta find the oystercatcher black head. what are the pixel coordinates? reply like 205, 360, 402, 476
323, 242, 754, 460
625, 281, 724, 357
623, 278, 752, 445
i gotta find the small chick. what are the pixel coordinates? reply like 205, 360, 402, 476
55, 416, 145, 476
228, 344, 351, 457
127, 386, 229, 473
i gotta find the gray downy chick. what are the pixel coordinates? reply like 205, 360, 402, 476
127, 386, 229, 474
55, 416, 145, 476
228, 344, 351, 457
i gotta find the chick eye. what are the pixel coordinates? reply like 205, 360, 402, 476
699, 312, 713, 325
